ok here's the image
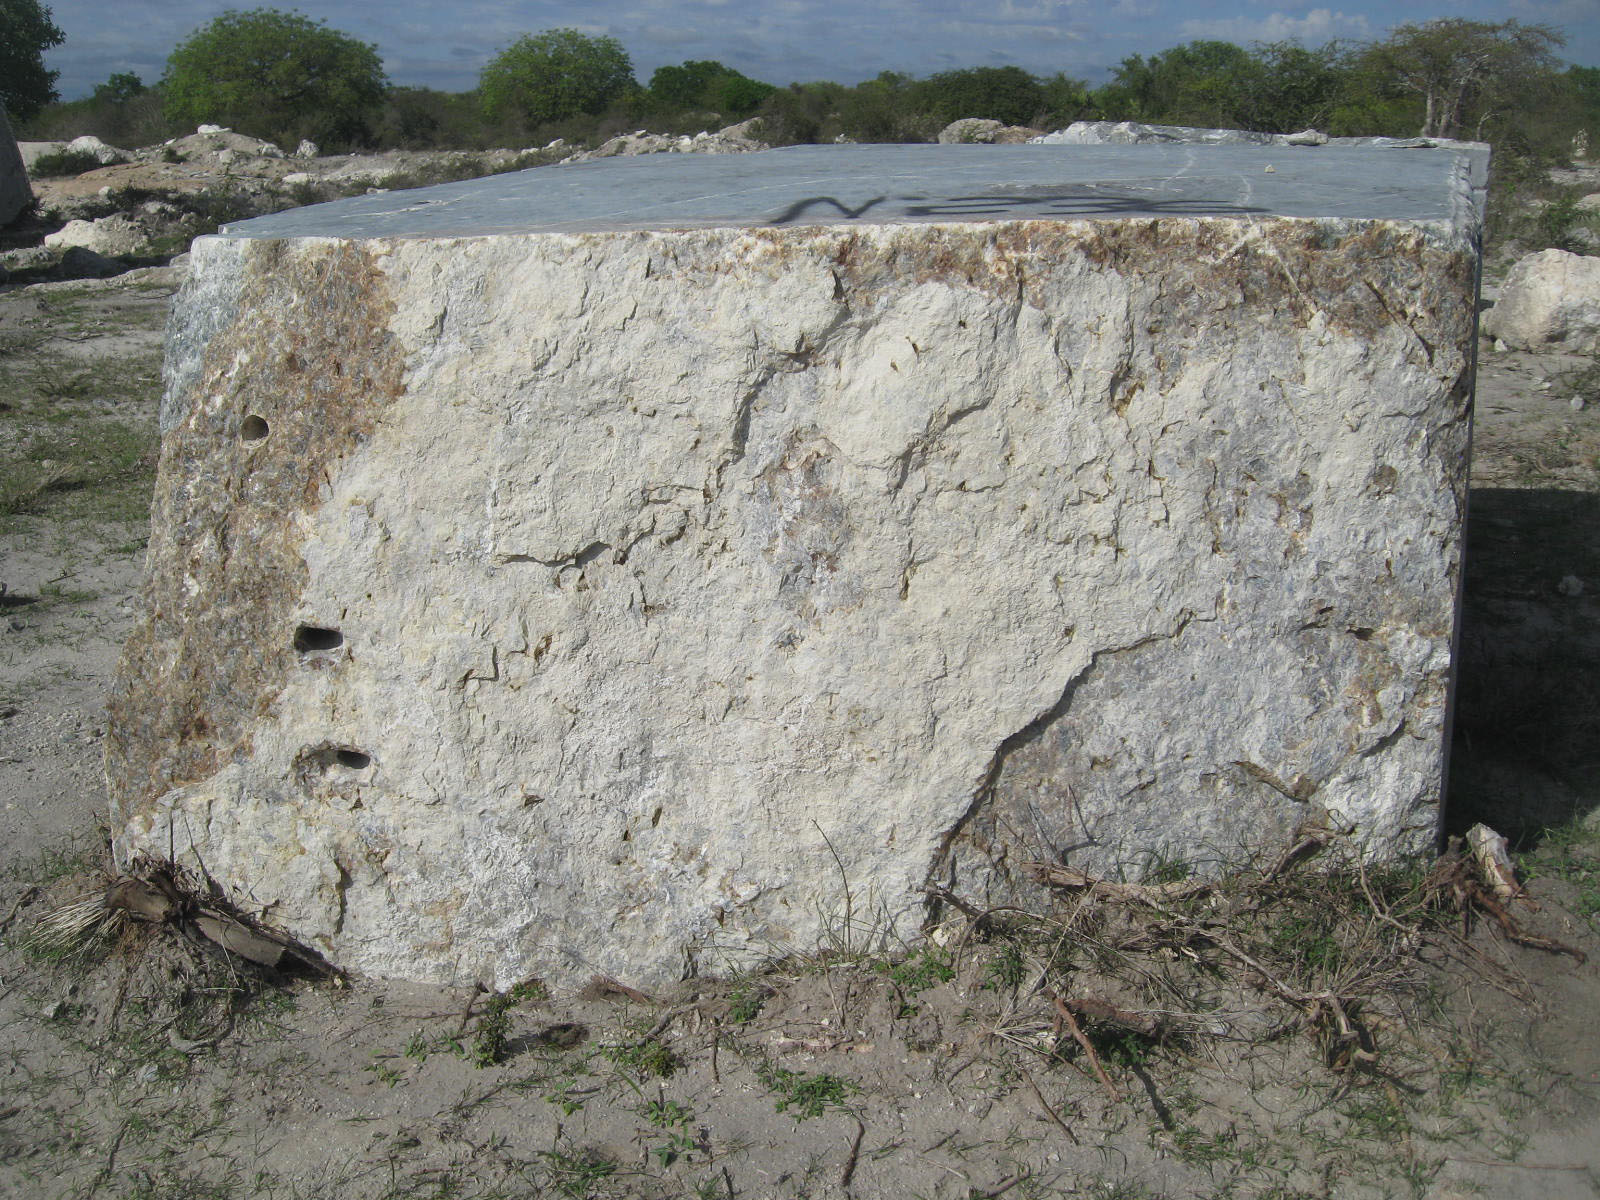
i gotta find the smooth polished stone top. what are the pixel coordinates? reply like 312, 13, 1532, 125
218, 141, 1489, 241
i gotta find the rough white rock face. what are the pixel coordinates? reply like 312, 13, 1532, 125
1, 103, 31, 226
1034, 122, 1471, 153
109, 152, 1480, 993
66, 134, 128, 164
1036, 121, 1288, 146
560, 121, 769, 164
1481, 249, 1600, 354
44, 214, 148, 256
937, 119, 1041, 145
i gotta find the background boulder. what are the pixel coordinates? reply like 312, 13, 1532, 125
1482, 249, 1600, 353
44, 214, 149, 257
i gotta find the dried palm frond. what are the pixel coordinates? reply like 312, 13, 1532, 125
21, 894, 124, 962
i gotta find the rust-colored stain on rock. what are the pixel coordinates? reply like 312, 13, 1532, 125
107, 241, 404, 823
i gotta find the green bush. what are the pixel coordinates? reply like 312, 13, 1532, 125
480, 28, 636, 129
26, 147, 102, 177
162, 7, 388, 150
755, 83, 841, 145
647, 60, 775, 119
913, 65, 1046, 127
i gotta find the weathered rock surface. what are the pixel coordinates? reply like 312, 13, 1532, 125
66, 134, 128, 164
1481, 249, 1600, 353
1035, 121, 1466, 152
1, 102, 31, 226
559, 120, 769, 163
109, 142, 1484, 992
43, 214, 149, 256
937, 119, 1044, 144
1037, 121, 1288, 146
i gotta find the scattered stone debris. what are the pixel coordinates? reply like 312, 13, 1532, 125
1, 121, 776, 285
557, 119, 769, 163
937, 118, 1043, 144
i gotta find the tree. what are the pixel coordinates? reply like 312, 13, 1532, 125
479, 29, 635, 127
1245, 42, 1350, 132
1360, 19, 1564, 139
838, 71, 928, 142
755, 82, 842, 145
1097, 41, 1260, 128
914, 66, 1046, 127
1039, 73, 1094, 127
91, 72, 146, 106
713, 73, 776, 117
648, 60, 729, 110
162, 8, 388, 148
647, 60, 773, 117
0, 0, 65, 121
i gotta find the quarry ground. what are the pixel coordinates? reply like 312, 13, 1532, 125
0, 261, 1598, 1200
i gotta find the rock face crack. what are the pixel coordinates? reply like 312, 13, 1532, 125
926, 616, 1196, 910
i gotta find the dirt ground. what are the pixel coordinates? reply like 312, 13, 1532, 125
1, 256, 1597, 1199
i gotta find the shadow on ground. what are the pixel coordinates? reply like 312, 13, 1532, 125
1448, 485, 1600, 841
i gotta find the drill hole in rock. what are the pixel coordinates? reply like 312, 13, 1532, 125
240, 414, 270, 442
293, 625, 345, 654
292, 744, 375, 794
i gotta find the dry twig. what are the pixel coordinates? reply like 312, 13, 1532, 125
1050, 991, 1122, 1102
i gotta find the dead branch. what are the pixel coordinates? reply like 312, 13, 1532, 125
840, 1118, 865, 1189
0, 885, 42, 934
1021, 1066, 1080, 1144
1058, 995, 1165, 1041
1425, 855, 1586, 963
1050, 991, 1121, 1102
1023, 863, 1213, 904
1262, 826, 1338, 880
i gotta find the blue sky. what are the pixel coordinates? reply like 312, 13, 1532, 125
41, 0, 1600, 102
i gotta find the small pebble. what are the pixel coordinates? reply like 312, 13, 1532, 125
1493, 339, 1508, 353
1572, 397, 1586, 411
1558, 575, 1585, 597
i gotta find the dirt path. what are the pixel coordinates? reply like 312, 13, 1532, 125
0, 271, 1596, 1200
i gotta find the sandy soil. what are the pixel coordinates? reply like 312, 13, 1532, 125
0, 264, 1596, 1200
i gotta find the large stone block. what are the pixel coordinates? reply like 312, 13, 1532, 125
0, 102, 33, 227
108, 143, 1486, 990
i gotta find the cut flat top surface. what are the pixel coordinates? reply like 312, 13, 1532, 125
220, 142, 1487, 241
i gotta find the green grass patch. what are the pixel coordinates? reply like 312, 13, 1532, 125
0, 351, 161, 533
755, 1060, 858, 1119
29, 148, 105, 178
1519, 814, 1600, 927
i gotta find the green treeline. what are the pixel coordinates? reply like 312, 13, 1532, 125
12, 7, 1598, 173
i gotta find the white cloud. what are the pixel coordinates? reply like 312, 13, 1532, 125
1179, 8, 1373, 45
931, 19, 1082, 41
